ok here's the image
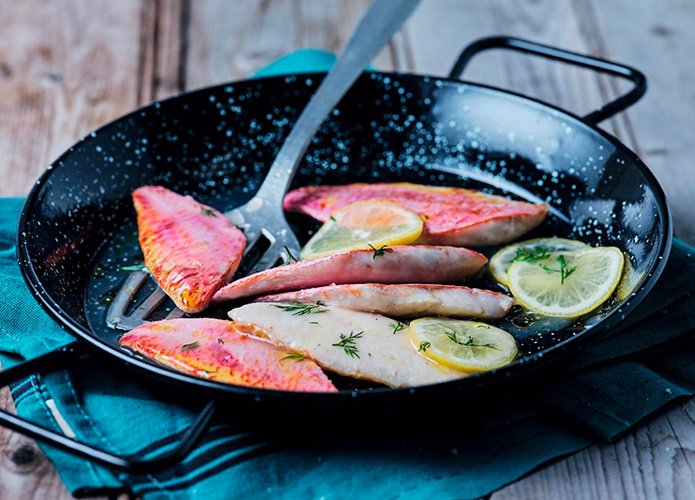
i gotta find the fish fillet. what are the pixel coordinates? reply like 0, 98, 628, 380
284, 182, 548, 246
229, 303, 464, 387
119, 318, 336, 392
133, 186, 246, 313
255, 284, 513, 319
213, 245, 487, 303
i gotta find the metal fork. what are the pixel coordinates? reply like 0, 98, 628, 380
107, 0, 422, 331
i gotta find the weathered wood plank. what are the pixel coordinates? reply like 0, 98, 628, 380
585, 0, 695, 244
0, 0, 145, 198
402, 0, 632, 140
0, 0, 156, 498
185, 0, 394, 90
139, 0, 189, 103
0, 384, 74, 500
495, 404, 695, 500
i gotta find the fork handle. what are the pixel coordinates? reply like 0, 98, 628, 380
253, 0, 421, 211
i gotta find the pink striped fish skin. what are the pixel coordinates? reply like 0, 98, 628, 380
283, 182, 548, 246
133, 186, 246, 313
119, 318, 337, 392
213, 245, 487, 303
255, 284, 513, 319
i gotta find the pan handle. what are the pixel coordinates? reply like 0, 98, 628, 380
448, 36, 647, 124
0, 342, 216, 473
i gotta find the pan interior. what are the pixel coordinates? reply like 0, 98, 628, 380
21, 72, 668, 392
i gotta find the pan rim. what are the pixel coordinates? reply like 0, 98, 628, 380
16, 70, 673, 403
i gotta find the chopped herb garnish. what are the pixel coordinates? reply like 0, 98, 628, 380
539, 254, 577, 284
330, 216, 337, 222
283, 245, 299, 264
273, 301, 328, 316
511, 246, 550, 263
389, 322, 405, 335
118, 263, 149, 273
180, 341, 200, 352
310, 321, 319, 325
368, 243, 393, 259
419, 341, 431, 352
332, 331, 363, 358
281, 352, 307, 362
200, 207, 216, 216
422, 214, 430, 220
444, 330, 499, 350
217, 338, 224, 344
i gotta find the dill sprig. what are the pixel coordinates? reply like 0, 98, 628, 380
118, 263, 149, 273
332, 331, 363, 358
511, 246, 550, 263
281, 352, 307, 362
283, 246, 299, 265
539, 254, 577, 284
368, 244, 393, 259
180, 341, 200, 352
200, 206, 217, 216
389, 322, 405, 335
419, 341, 431, 352
444, 330, 499, 350
273, 301, 328, 316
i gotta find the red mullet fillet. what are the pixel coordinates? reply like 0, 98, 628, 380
213, 245, 487, 303
119, 318, 337, 392
133, 186, 246, 313
284, 182, 548, 246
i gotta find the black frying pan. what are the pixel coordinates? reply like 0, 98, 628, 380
3, 38, 671, 471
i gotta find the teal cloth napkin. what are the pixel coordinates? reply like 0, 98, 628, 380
1, 52, 695, 499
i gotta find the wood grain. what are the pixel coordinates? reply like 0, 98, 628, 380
0, 385, 75, 500
0, 0, 152, 498
585, 0, 695, 243
0, 0, 693, 499
0, 0, 145, 198
185, 0, 394, 89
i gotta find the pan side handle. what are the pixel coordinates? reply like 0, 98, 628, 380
449, 36, 647, 124
0, 343, 216, 473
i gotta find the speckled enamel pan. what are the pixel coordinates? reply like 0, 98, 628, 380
5, 38, 671, 471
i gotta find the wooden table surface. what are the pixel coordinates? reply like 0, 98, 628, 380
1, 1, 694, 499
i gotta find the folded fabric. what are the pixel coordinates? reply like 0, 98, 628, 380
1, 52, 694, 500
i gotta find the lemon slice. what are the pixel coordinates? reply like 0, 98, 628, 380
616, 253, 645, 301
489, 237, 588, 286
508, 247, 624, 318
409, 318, 518, 373
300, 201, 423, 259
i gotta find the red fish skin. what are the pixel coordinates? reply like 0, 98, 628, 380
119, 318, 337, 392
213, 245, 487, 303
133, 186, 246, 313
283, 182, 548, 246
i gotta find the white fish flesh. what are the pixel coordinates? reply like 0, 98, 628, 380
229, 303, 465, 388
